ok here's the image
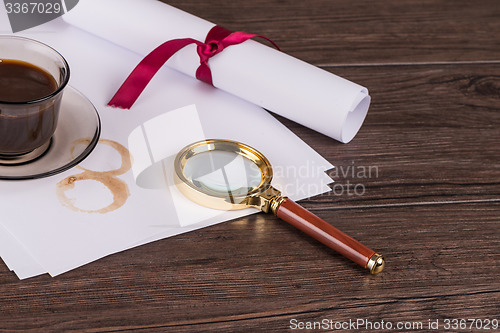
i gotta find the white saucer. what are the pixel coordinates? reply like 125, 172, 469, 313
0, 86, 101, 180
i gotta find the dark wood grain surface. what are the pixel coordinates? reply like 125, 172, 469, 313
1, 0, 499, 331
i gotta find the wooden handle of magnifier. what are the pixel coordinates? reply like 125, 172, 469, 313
275, 198, 385, 274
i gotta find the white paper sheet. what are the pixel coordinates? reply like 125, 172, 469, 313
0, 17, 334, 279
63, 0, 371, 143
0, 225, 46, 279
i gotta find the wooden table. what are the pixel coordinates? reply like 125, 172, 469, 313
1, 0, 499, 331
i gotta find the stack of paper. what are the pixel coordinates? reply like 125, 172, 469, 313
0, 13, 335, 279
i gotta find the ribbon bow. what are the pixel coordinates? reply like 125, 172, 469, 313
108, 25, 279, 109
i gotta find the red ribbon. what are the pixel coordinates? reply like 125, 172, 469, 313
108, 25, 279, 109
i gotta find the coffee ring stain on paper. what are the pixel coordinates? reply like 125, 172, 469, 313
57, 138, 132, 214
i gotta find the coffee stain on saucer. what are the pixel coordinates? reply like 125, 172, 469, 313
57, 138, 132, 214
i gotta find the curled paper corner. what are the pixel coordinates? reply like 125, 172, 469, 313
127, 104, 227, 227
340, 90, 371, 144
128, 104, 206, 189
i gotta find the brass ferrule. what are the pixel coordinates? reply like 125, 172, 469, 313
269, 195, 286, 215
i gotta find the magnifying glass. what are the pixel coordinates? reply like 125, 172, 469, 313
174, 139, 385, 274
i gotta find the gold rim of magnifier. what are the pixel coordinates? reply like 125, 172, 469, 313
174, 139, 276, 211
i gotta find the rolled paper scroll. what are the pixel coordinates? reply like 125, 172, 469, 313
64, 0, 371, 143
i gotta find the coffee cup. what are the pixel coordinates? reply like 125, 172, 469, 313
0, 36, 70, 164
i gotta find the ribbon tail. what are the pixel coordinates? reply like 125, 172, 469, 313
108, 38, 199, 109
221, 31, 281, 51
195, 62, 213, 86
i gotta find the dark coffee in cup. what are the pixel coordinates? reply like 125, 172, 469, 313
0, 60, 60, 155
0, 59, 57, 102
0, 37, 70, 164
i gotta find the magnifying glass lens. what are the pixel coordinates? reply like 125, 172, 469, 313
183, 150, 263, 197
